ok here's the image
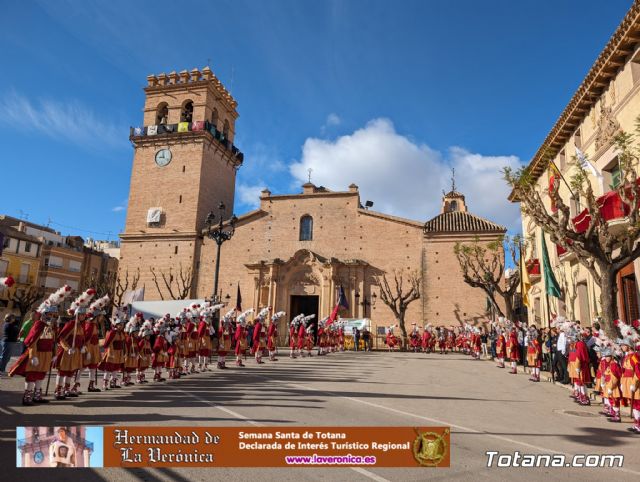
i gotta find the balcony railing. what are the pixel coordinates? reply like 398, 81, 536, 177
130, 120, 244, 163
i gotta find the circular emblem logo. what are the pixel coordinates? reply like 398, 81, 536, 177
412, 428, 449, 467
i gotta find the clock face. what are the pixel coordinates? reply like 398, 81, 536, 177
155, 148, 172, 167
34, 450, 44, 464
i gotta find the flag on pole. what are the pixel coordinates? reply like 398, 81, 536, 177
235, 283, 242, 312
576, 145, 604, 192
541, 233, 562, 298
327, 286, 349, 325
18, 317, 34, 342
519, 243, 531, 308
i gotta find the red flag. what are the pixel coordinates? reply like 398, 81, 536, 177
327, 286, 349, 325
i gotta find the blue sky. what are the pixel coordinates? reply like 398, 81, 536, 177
0, 0, 632, 238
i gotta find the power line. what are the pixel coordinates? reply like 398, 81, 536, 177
14, 211, 120, 238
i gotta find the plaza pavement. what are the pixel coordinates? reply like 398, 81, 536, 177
1, 349, 639, 481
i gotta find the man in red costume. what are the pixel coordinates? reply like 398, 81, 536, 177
496, 328, 506, 368
151, 319, 168, 381
9, 305, 58, 405
573, 330, 593, 405
251, 309, 267, 364
98, 317, 126, 389
527, 326, 542, 382
217, 312, 234, 369
53, 308, 87, 399
619, 338, 640, 431
267, 312, 283, 361
507, 326, 519, 374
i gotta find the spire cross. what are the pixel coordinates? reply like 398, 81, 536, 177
451, 167, 456, 192
307, 168, 313, 183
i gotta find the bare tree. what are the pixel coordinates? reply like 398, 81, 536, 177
375, 270, 421, 348
504, 119, 640, 336
113, 267, 141, 312
557, 264, 579, 320
150, 264, 193, 300
11, 285, 45, 321
453, 235, 520, 320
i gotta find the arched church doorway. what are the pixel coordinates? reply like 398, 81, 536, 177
290, 295, 319, 343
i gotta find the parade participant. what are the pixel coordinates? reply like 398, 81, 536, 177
137, 321, 153, 383
619, 337, 640, 431
565, 329, 592, 405
527, 326, 542, 382
166, 322, 182, 379
594, 347, 610, 415
421, 324, 431, 353
434, 327, 442, 354
9, 285, 73, 405
98, 316, 126, 389
186, 304, 200, 374
338, 323, 345, 352
268, 311, 285, 361
302, 314, 315, 357
217, 309, 235, 369
409, 323, 420, 352
603, 347, 623, 423
446, 329, 455, 353
297, 315, 308, 357
82, 295, 110, 393
151, 319, 168, 381
123, 317, 141, 386
506, 325, 519, 374
235, 309, 252, 366
252, 307, 270, 364
495, 327, 506, 368
386, 324, 398, 352
54, 288, 96, 399
317, 317, 327, 356
198, 304, 223, 372
289, 314, 303, 358
473, 328, 482, 360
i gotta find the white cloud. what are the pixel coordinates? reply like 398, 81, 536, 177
112, 206, 125, 212
326, 113, 341, 126
0, 91, 125, 151
237, 183, 266, 210
289, 118, 523, 231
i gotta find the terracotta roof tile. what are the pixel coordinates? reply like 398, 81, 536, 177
423, 211, 505, 233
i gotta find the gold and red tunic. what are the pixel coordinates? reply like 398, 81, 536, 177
83, 321, 101, 369
267, 323, 278, 351
124, 333, 139, 373
620, 352, 639, 399
151, 335, 167, 368
197, 320, 212, 356
98, 329, 125, 372
55, 319, 86, 376
604, 360, 622, 399
9, 319, 55, 382
138, 338, 152, 370
218, 324, 232, 355
526, 339, 542, 368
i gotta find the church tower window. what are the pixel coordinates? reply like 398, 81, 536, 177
156, 102, 168, 125
180, 100, 193, 122
211, 108, 219, 129
299, 215, 313, 241
223, 119, 230, 140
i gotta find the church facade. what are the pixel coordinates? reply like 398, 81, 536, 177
119, 68, 506, 338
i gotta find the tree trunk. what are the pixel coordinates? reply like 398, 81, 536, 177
598, 265, 619, 338
502, 294, 514, 322
397, 315, 408, 350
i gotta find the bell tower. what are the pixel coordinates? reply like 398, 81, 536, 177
119, 67, 243, 300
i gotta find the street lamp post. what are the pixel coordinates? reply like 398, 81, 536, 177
204, 202, 238, 304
